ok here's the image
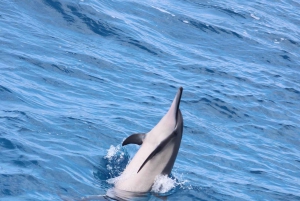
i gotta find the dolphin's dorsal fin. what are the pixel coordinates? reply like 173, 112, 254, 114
137, 131, 175, 173
122, 133, 146, 146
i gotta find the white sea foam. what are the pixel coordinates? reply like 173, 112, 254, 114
105, 145, 120, 159
152, 6, 175, 17
151, 175, 176, 193
250, 13, 260, 20
151, 174, 189, 193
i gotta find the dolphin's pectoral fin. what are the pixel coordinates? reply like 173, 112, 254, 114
137, 131, 175, 173
122, 133, 146, 146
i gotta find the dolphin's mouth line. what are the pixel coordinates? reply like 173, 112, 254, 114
174, 87, 183, 123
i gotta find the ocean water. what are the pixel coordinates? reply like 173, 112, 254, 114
0, 0, 300, 200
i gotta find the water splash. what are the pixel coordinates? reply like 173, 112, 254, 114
151, 175, 176, 193
104, 145, 129, 179
151, 174, 188, 194
104, 145, 121, 160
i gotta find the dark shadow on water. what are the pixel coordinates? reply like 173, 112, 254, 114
0, 137, 16, 149
126, 37, 159, 56
42, 0, 161, 56
0, 85, 12, 93
249, 170, 265, 175
43, 0, 75, 22
67, 5, 118, 37
185, 18, 243, 39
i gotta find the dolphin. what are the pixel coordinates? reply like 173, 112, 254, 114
114, 87, 184, 193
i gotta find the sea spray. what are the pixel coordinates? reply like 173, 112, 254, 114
104, 145, 129, 179
151, 175, 176, 193
151, 174, 189, 194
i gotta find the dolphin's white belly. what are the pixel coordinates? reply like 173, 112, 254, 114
115, 140, 176, 192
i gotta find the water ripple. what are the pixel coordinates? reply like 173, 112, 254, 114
1, 0, 300, 200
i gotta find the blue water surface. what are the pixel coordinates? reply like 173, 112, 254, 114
1, 0, 300, 200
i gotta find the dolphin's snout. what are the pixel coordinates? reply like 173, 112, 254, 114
174, 87, 183, 123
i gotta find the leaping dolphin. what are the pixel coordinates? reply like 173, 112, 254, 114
114, 87, 184, 193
